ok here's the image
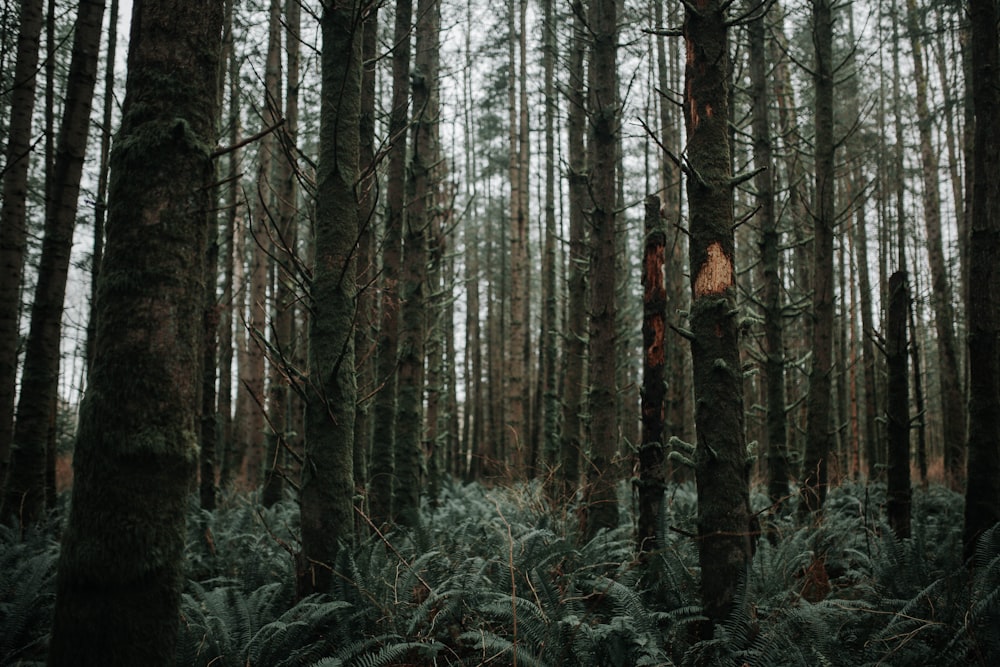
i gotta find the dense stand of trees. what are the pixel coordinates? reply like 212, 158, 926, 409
0, 0, 998, 658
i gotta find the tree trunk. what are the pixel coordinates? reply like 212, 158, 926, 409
394, 0, 440, 527
582, 0, 619, 540
560, 0, 587, 503
0, 0, 44, 487
904, 0, 965, 486
298, 0, 361, 596
801, 0, 836, 517
682, 0, 752, 631
638, 195, 666, 553
47, 0, 223, 660
369, 0, 411, 528
3, 0, 104, 526
749, 5, 787, 510
963, 0, 1000, 561
886, 270, 911, 538
354, 1, 378, 525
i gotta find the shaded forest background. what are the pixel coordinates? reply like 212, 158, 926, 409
1, 0, 1000, 664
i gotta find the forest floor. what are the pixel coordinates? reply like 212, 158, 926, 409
2, 478, 998, 666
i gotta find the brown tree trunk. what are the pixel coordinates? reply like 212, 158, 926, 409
801, 0, 836, 517
638, 195, 666, 553
560, 0, 587, 503
0, 0, 44, 487
582, 0, 619, 540
48, 0, 223, 659
3, 0, 104, 526
749, 5, 787, 510
369, 0, 411, 527
682, 0, 753, 631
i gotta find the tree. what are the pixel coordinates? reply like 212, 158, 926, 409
681, 0, 753, 630
0, 0, 44, 489
47, 0, 223, 661
963, 0, 1000, 561
886, 270, 911, 538
394, 0, 442, 525
748, 2, 788, 509
903, 0, 964, 486
298, 0, 362, 595
582, 0, 620, 539
3, 0, 105, 526
638, 194, 666, 553
369, 0, 412, 528
801, 0, 836, 516
560, 0, 587, 502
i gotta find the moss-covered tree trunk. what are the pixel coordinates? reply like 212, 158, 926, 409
963, 0, 1000, 561
638, 195, 666, 554
583, 0, 619, 540
394, 0, 440, 527
0, 0, 44, 489
369, 0, 411, 528
559, 0, 587, 503
801, 0, 836, 516
297, 0, 361, 596
886, 270, 911, 538
3, 0, 104, 526
47, 1, 223, 661
681, 0, 753, 631
748, 5, 787, 510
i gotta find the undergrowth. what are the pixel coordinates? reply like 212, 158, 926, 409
1, 479, 997, 666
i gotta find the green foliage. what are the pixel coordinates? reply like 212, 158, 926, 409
0, 521, 59, 665
2, 479, 999, 665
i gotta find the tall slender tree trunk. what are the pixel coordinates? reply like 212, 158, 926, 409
218, 16, 240, 490
801, 0, 836, 517
48, 0, 223, 659
263, 0, 301, 507
638, 195, 666, 554
540, 0, 559, 490
583, 0, 619, 539
904, 0, 964, 486
749, 5, 787, 509
560, 0, 587, 503
963, 0, 1000, 561
354, 1, 378, 525
886, 270, 911, 538
298, 0, 361, 596
369, 0, 411, 527
3, 0, 105, 526
505, 0, 529, 477
394, 0, 440, 526
0, 0, 44, 487
683, 0, 752, 630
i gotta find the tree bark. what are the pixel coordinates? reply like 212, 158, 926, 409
749, 5, 787, 510
298, 0, 361, 595
0, 0, 44, 487
963, 0, 1000, 561
904, 0, 965, 486
583, 0, 619, 540
682, 0, 752, 631
369, 0, 411, 528
638, 195, 666, 554
48, 0, 223, 660
559, 0, 587, 503
801, 0, 836, 517
886, 270, 911, 539
3, 0, 105, 526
